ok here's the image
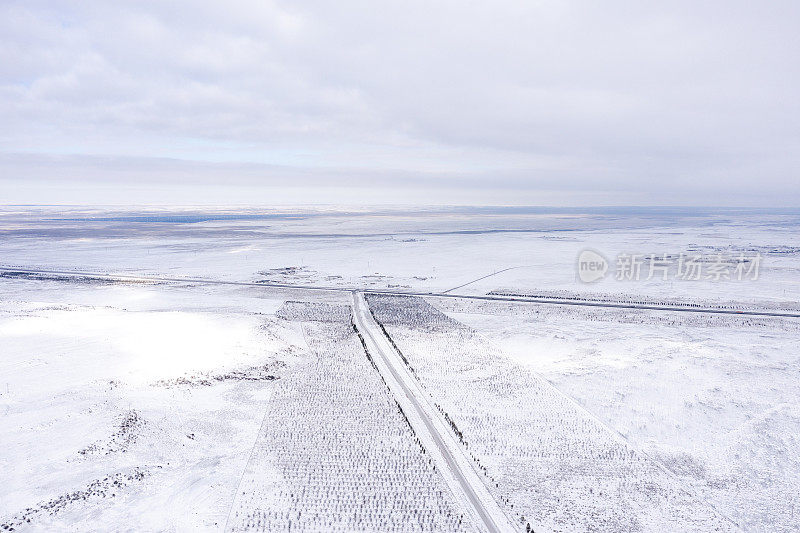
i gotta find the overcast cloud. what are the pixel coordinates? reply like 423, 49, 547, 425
1, 1, 798, 205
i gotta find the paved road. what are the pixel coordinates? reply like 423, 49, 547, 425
2, 265, 799, 318
352, 292, 517, 533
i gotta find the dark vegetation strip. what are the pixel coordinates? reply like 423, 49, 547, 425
3, 266, 799, 318
350, 321, 435, 468
361, 295, 532, 531
363, 306, 421, 379
0, 468, 151, 532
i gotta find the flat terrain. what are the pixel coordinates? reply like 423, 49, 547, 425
437, 297, 800, 532
1, 207, 798, 532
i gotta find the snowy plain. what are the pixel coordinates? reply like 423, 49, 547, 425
433, 297, 800, 532
0, 206, 798, 532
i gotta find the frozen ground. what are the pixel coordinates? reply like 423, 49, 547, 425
0, 278, 478, 532
0, 279, 313, 531
1, 206, 798, 531
1, 206, 799, 303
368, 294, 742, 532
227, 301, 476, 532
435, 297, 800, 532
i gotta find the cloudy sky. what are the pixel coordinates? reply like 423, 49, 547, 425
1, 1, 798, 205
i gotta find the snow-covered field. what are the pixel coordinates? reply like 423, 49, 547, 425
1, 206, 798, 531
434, 297, 800, 532
0, 279, 308, 531
368, 294, 744, 532
1, 206, 798, 303
228, 301, 476, 532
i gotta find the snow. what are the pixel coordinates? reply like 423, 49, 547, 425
435, 297, 800, 532
368, 294, 741, 532
2, 206, 799, 305
1, 206, 798, 531
227, 313, 478, 532
0, 282, 305, 531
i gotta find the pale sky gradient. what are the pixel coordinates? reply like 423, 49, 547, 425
1, 1, 798, 205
